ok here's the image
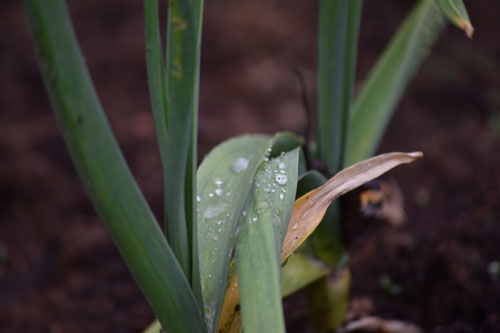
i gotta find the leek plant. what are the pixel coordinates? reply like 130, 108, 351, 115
23, 0, 472, 331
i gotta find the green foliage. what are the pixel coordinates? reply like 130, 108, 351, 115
23, 1, 205, 331
347, 0, 446, 165
317, 0, 362, 175
236, 149, 299, 333
434, 0, 474, 37
25, 0, 472, 331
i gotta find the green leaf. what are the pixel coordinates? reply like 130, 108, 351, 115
197, 135, 271, 332
23, 1, 205, 331
434, 0, 474, 38
281, 252, 329, 297
347, 0, 445, 165
144, 0, 168, 163
236, 149, 299, 333
317, 0, 363, 174
162, 0, 205, 283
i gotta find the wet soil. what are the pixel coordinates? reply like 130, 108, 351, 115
1, 0, 499, 332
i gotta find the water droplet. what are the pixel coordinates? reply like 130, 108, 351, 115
292, 223, 298, 230
278, 162, 286, 169
214, 178, 223, 186
215, 188, 224, 196
203, 203, 227, 219
232, 157, 249, 173
208, 274, 212, 278
279, 193, 284, 200
217, 220, 223, 225
209, 193, 214, 197
242, 210, 247, 216
275, 174, 288, 185
252, 217, 258, 222
196, 195, 201, 202
213, 235, 218, 241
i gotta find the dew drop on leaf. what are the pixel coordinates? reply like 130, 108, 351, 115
203, 203, 227, 219
232, 157, 249, 173
275, 174, 288, 185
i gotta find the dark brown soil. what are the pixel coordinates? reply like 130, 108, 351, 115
1, 0, 499, 332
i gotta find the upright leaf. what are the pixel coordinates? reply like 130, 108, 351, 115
163, 0, 205, 285
144, 0, 167, 162
317, 0, 363, 175
347, 0, 445, 165
24, 1, 205, 331
434, 0, 474, 38
197, 135, 271, 332
236, 149, 299, 333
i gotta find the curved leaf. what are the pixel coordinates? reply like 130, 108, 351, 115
347, 0, 444, 165
218, 152, 422, 331
282, 152, 423, 260
23, 1, 205, 331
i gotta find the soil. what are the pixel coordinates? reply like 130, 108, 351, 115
1, 0, 499, 332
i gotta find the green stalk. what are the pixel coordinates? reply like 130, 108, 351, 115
24, 0, 205, 331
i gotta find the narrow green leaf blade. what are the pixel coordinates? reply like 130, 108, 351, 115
23, 1, 205, 331
163, 0, 205, 283
317, 0, 348, 175
347, 0, 445, 165
144, 0, 168, 163
197, 135, 271, 332
317, 0, 362, 174
236, 150, 299, 333
434, 0, 474, 38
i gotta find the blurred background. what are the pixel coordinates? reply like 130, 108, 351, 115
1, 0, 499, 332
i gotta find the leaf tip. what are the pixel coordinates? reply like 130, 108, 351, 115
408, 151, 424, 159
459, 20, 474, 39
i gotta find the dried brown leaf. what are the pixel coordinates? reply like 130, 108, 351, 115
281, 152, 422, 260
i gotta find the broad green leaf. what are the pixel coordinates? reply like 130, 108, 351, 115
347, 0, 445, 165
317, 0, 363, 174
23, 1, 205, 331
269, 131, 304, 158
236, 149, 299, 333
282, 152, 423, 260
163, 0, 204, 282
281, 252, 329, 297
218, 152, 421, 331
197, 135, 271, 332
434, 0, 474, 38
